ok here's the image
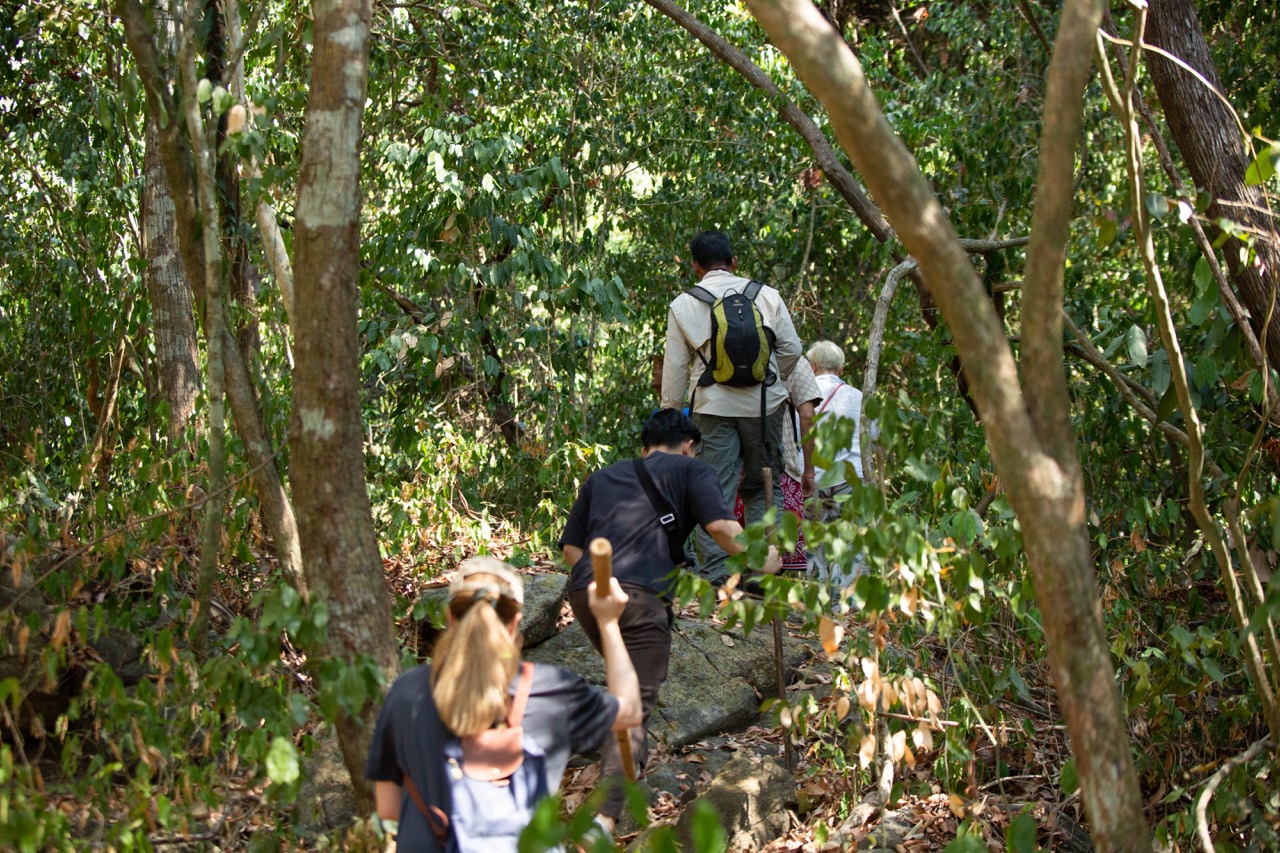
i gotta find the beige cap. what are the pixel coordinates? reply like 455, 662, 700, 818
448, 556, 524, 606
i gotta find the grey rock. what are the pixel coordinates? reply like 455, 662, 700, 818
526, 613, 814, 752
524, 621, 604, 681
415, 571, 568, 655
857, 808, 915, 851
674, 755, 795, 851
519, 572, 569, 648
642, 738, 736, 803
90, 629, 149, 686
669, 618, 809, 697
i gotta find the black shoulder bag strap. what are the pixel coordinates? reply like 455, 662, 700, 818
632, 458, 687, 567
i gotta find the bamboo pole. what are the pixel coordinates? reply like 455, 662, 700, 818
590, 538, 638, 783
763, 469, 794, 771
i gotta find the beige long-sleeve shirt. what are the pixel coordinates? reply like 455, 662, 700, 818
782, 357, 822, 480
661, 270, 803, 417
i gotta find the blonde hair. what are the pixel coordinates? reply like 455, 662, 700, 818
806, 340, 845, 374
430, 573, 522, 736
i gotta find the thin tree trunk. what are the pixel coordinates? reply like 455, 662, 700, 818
143, 120, 201, 445
118, 0, 306, 595
177, 0, 228, 656
204, 0, 259, 367
740, 0, 1151, 848
289, 0, 398, 813
1146, 0, 1280, 374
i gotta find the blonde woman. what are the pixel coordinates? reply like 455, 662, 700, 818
366, 556, 641, 851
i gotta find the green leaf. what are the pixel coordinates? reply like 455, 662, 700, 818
1193, 255, 1212, 295
1243, 144, 1279, 186
1007, 813, 1038, 852
944, 825, 988, 853
691, 800, 726, 853
1126, 324, 1148, 369
1060, 758, 1078, 795
1095, 217, 1117, 248
196, 77, 213, 104
265, 737, 300, 785
1193, 355, 1218, 389
1156, 384, 1179, 423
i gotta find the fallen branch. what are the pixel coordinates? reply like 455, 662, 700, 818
1194, 735, 1271, 853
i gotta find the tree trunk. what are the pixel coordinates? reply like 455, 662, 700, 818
118, 0, 306, 594
741, 1, 1151, 849
142, 120, 201, 445
289, 0, 399, 814
203, 0, 260, 367
1146, 0, 1280, 373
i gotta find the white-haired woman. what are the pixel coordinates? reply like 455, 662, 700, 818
366, 556, 641, 852
806, 340, 869, 584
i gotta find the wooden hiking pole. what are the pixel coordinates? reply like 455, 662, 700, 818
590, 537, 638, 783
762, 468, 795, 771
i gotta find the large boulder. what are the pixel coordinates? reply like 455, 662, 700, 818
673, 755, 795, 851
525, 617, 809, 750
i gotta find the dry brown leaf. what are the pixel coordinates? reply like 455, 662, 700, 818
50, 610, 71, 651
836, 696, 851, 721
947, 793, 966, 818
858, 734, 876, 769
856, 678, 879, 711
721, 633, 735, 647
818, 616, 843, 656
890, 730, 907, 763
17, 623, 30, 659
913, 724, 934, 752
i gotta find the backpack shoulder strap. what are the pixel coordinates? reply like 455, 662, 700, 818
506, 662, 535, 728
403, 774, 451, 844
632, 458, 686, 567
818, 380, 846, 414
744, 280, 764, 301
686, 285, 716, 305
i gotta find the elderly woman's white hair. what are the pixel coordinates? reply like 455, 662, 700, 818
805, 340, 845, 374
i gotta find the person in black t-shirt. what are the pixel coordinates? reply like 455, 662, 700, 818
559, 408, 781, 829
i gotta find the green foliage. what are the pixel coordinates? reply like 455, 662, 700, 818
2, 0, 1279, 846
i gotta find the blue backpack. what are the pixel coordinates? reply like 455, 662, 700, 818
405, 663, 553, 852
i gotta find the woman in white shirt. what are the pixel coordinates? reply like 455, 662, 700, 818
806, 340, 868, 585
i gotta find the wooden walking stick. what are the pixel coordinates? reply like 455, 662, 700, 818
762, 469, 795, 771
590, 537, 638, 783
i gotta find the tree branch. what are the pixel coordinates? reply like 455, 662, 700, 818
643, 0, 893, 244
1019, 0, 1102, 472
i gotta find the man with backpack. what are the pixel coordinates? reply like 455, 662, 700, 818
559, 408, 781, 831
661, 230, 804, 585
